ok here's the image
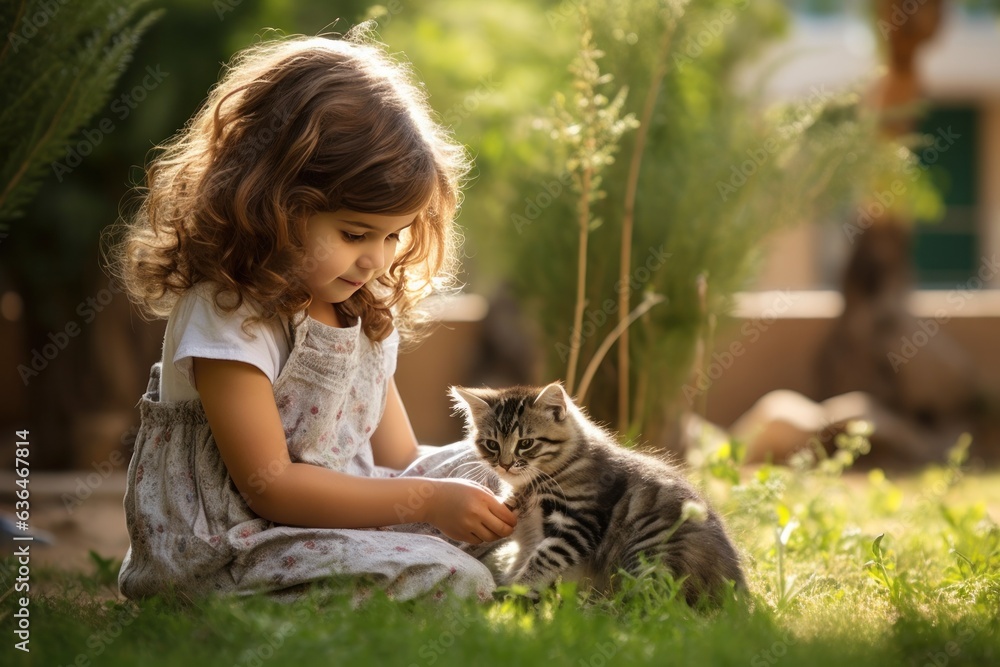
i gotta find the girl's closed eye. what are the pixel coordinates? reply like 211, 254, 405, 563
342, 232, 402, 243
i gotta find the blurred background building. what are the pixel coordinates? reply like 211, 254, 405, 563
707, 1, 1000, 466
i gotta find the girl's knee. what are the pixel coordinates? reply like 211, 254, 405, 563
439, 558, 495, 600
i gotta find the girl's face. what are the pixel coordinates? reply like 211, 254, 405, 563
302, 208, 417, 312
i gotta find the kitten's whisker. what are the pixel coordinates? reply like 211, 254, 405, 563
450, 459, 504, 492
452, 458, 488, 471
453, 462, 497, 484
451, 461, 488, 476
470, 470, 493, 486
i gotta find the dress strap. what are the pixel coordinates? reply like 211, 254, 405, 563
288, 310, 309, 347
146, 362, 162, 402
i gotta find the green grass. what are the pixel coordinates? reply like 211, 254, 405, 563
3, 433, 999, 667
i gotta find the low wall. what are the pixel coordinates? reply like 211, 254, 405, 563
702, 290, 1000, 428
396, 290, 1000, 447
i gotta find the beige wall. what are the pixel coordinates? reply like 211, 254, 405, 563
750, 223, 824, 291
395, 320, 484, 446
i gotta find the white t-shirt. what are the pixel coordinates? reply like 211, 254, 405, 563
159, 282, 293, 403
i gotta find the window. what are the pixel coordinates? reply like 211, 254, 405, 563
911, 105, 980, 288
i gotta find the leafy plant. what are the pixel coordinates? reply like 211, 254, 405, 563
787, 420, 874, 476
543, 12, 640, 399
0, 0, 161, 225
606, 560, 691, 617
864, 532, 909, 608
703, 439, 745, 486
87, 549, 121, 587
503, 0, 941, 444
774, 510, 807, 610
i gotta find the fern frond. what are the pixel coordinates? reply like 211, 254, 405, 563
0, 0, 161, 225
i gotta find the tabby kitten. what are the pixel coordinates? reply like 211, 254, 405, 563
451, 382, 745, 605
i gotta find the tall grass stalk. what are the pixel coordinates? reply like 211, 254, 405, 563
616, 1, 687, 432
567, 160, 594, 395
552, 10, 638, 395
577, 292, 665, 402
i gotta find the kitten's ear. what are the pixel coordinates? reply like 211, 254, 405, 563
449, 386, 492, 425
533, 382, 569, 422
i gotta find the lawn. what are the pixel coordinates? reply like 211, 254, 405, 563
3, 434, 998, 667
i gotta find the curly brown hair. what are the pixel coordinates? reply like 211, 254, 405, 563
104, 25, 469, 343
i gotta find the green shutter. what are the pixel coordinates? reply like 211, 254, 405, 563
912, 106, 979, 288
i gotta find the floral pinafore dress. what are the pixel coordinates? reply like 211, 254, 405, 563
118, 310, 503, 604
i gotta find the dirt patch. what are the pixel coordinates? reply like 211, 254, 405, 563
1, 472, 131, 575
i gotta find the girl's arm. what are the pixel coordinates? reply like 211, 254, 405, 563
369, 378, 420, 470
192, 357, 516, 541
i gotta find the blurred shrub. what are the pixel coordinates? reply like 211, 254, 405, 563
384, 0, 941, 444
0, 0, 161, 226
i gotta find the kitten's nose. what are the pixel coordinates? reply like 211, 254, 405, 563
499, 461, 513, 471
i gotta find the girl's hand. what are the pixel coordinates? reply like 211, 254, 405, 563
422, 478, 517, 544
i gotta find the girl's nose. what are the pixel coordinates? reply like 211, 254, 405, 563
356, 244, 384, 271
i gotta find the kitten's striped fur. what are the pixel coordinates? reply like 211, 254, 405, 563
451, 383, 745, 604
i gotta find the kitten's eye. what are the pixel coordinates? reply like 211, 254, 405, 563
516, 438, 536, 452
480, 439, 499, 453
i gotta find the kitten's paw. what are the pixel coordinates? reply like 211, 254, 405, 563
502, 494, 524, 514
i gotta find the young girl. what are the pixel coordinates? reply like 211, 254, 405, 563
107, 25, 516, 604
